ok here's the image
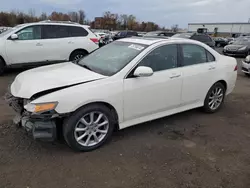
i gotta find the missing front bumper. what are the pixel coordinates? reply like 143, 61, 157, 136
22, 116, 57, 141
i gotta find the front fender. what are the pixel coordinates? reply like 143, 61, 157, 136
31, 79, 124, 122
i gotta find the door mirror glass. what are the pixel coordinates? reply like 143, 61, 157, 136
134, 66, 153, 77
10, 34, 18, 40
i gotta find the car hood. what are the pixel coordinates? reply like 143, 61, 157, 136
225, 44, 246, 50
11, 62, 107, 99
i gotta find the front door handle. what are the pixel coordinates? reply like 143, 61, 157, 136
36, 43, 43, 46
170, 74, 181, 79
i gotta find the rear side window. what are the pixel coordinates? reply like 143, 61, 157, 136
181, 44, 215, 66
68, 26, 88, 37
181, 44, 207, 66
43, 25, 69, 39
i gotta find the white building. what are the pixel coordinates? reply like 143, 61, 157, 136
188, 22, 250, 37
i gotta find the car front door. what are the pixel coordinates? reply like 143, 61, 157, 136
5, 25, 44, 64
179, 43, 217, 107
123, 44, 182, 122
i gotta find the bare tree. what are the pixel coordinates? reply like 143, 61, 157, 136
68, 11, 79, 22
78, 10, 85, 24
171, 24, 179, 32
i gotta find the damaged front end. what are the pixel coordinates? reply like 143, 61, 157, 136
5, 90, 62, 142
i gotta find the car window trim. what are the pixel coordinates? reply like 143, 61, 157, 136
125, 43, 181, 79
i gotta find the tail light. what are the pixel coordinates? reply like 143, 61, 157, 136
234, 65, 238, 71
90, 38, 99, 44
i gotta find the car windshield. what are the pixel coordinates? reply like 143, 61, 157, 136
172, 33, 193, 38
233, 38, 250, 45
78, 41, 147, 76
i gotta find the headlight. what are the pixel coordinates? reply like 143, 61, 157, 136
245, 55, 250, 63
24, 102, 58, 113
238, 46, 247, 51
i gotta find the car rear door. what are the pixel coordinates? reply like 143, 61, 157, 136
123, 44, 182, 122
41, 25, 70, 62
179, 43, 217, 107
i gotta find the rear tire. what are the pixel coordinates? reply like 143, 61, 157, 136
203, 82, 226, 113
0, 58, 5, 76
69, 50, 88, 63
63, 104, 115, 152
216, 43, 221, 47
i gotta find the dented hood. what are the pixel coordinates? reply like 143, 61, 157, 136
11, 62, 107, 99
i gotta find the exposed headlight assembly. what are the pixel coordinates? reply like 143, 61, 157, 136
24, 102, 58, 113
245, 55, 250, 63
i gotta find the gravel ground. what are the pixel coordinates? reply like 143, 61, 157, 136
1, 50, 250, 188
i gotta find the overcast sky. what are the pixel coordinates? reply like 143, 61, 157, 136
1, 0, 250, 28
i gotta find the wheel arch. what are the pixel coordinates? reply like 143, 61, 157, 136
72, 101, 120, 130
215, 80, 227, 91
69, 49, 89, 60
0, 55, 6, 66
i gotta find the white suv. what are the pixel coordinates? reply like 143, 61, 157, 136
0, 21, 99, 75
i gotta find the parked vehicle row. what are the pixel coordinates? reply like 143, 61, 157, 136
223, 37, 250, 57
0, 21, 99, 75
6, 37, 237, 152
172, 32, 215, 48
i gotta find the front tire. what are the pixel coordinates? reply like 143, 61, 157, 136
63, 104, 115, 152
203, 82, 226, 113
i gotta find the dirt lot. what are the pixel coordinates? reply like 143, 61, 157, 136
1, 53, 250, 188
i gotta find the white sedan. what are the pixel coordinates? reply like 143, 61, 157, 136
7, 37, 237, 151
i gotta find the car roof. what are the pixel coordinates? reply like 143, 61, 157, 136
119, 37, 199, 45
15, 22, 90, 28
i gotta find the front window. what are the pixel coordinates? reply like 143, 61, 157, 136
78, 41, 147, 76
16, 26, 41, 40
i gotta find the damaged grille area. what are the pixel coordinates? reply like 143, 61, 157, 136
5, 90, 24, 114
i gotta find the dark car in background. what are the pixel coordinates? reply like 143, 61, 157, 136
214, 37, 228, 47
172, 33, 215, 48
144, 31, 176, 37
223, 37, 250, 57
113, 31, 138, 40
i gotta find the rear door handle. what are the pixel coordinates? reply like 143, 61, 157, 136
68, 41, 74, 44
36, 43, 43, 46
170, 74, 181, 79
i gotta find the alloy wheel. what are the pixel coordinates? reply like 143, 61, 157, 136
73, 54, 84, 63
74, 111, 109, 147
208, 87, 224, 110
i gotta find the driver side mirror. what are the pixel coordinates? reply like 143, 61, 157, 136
10, 34, 18, 40
134, 66, 153, 77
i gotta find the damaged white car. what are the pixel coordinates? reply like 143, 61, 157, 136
6, 37, 237, 151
